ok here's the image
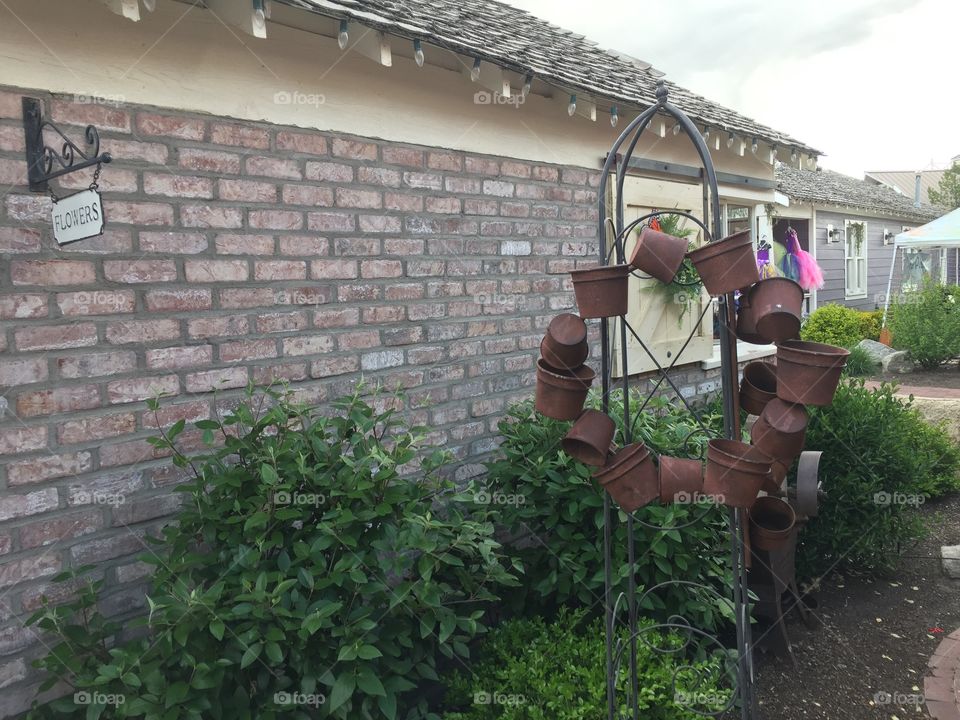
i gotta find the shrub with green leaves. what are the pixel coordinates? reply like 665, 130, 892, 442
890, 281, 960, 369
27, 386, 518, 720
858, 309, 883, 341
800, 304, 866, 347
441, 609, 733, 719
798, 379, 960, 578
483, 393, 733, 634
841, 345, 878, 377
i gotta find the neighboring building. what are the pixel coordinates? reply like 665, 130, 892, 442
774, 164, 946, 311
0, 0, 818, 712
864, 168, 950, 207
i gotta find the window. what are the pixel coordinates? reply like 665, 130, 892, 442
844, 220, 868, 299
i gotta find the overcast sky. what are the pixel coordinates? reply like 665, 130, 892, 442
505, 0, 956, 178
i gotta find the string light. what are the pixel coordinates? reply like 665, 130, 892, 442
471, 58, 481, 82
338, 19, 349, 49
522, 73, 533, 97
610, 105, 619, 128
567, 94, 577, 116
413, 39, 424, 67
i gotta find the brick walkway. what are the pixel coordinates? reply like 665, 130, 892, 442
864, 381, 960, 399
926, 630, 960, 719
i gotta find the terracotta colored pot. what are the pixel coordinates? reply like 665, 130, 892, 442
748, 278, 804, 344
629, 227, 689, 284
658, 455, 704, 504
703, 439, 772, 508
540, 313, 589, 371
562, 410, 616, 466
569, 264, 630, 318
749, 496, 797, 551
686, 230, 759, 296
750, 398, 808, 463
776, 340, 850, 406
739, 361, 777, 416
762, 460, 787, 493
594, 442, 659, 512
735, 292, 766, 345
535, 359, 595, 420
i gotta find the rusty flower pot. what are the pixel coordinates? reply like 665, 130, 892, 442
748, 278, 804, 343
749, 496, 797, 551
763, 458, 789, 493
739, 361, 778, 416
658, 455, 704, 504
776, 340, 850, 406
735, 291, 766, 345
594, 442, 659, 512
540, 313, 589, 371
569, 264, 630, 318
535, 359, 595, 420
562, 410, 616, 466
703, 439, 773, 508
751, 398, 808, 463
629, 226, 689, 284
686, 230, 759, 296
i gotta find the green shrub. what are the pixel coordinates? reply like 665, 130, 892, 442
441, 609, 733, 719
842, 345, 878, 376
483, 394, 734, 634
798, 379, 960, 578
27, 386, 518, 720
858, 310, 883, 341
890, 281, 960, 369
800, 304, 865, 347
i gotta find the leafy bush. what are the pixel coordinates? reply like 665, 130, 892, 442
441, 609, 733, 720
798, 379, 960, 578
858, 310, 883, 341
842, 345, 878, 376
27, 386, 517, 720
483, 393, 734, 634
890, 281, 960, 369
800, 304, 866, 347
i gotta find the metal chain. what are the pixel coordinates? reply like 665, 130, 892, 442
89, 162, 102, 191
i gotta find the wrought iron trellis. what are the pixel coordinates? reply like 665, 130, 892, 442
595, 81, 755, 719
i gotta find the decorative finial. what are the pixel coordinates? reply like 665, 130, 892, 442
655, 80, 668, 103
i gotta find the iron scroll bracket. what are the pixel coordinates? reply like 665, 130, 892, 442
22, 96, 113, 193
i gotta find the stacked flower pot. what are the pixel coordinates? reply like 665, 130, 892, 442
534, 224, 847, 544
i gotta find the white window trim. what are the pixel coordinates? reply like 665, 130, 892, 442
844, 219, 868, 300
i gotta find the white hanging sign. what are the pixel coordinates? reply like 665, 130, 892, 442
52, 189, 105, 246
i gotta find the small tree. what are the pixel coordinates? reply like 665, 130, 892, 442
929, 162, 960, 209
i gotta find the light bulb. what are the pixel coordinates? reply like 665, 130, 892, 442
567, 94, 576, 116
610, 106, 619, 128
751, 138, 759, 153
414, 39, 424, 67
522, 74, 533, 96
726, 133, 735, 149
338, 20, 349, 50
703, 127, 711, 143
471, 58, 481, 82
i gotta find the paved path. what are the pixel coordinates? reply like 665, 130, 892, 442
864, 381, 960, 399
926, 629, 960, 719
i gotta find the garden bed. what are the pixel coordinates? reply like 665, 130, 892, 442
869, 360, 960, 390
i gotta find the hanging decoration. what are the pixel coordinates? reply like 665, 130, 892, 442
779, 227, 824, 291
756, 237, 778, 279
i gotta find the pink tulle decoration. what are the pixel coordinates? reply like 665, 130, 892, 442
785, 229, 824, 291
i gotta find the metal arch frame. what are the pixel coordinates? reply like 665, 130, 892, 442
595, 81, 754, 719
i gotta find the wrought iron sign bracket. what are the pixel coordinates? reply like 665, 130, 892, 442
22, 97, 112, 193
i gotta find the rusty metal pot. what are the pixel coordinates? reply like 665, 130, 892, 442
658, 455, 704, 504
740, 361, 777, 416
748, 278, 804, 343
703, 439, 772, 508
569, 264, 630, 318
540, 313, 589, 371
594, 442, 659, 512
749, 496, 797, 550
535, 359, 595, 420
750, 398, 808, 463
562, 409, 616, 466
629, 226, 689, 284
686, 230, 759, 296
776, 340, 850, 406
735, 291, 767, 345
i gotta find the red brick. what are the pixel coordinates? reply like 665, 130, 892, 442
105, 318, 180, 344
136, 113, 206, 140
385, 283, 425, 300
144, 288, 212, 312
143, 173, 213, 198
58, 167, 138, 193
0, 552, 60, 588
180, 204, 243, 228
15, 323, 98, 351
70, 532, 145, 564
426, 196, 461, 213
335, 188, 381, 209
107, 374, 180, 404
357, 167, 401, 187
311, 355, 360, 378
0, 426, 48, 455
139, 231, 208, 254
112, 492, 182, 525
187, 314, 248, 338
185, 259, 249, 282
104, 260, 178, 284
311, 259, 357, 279
11, 260, 95, 286
16, 384, 100, 417
6, 451, 94, 486
465, 156, 500, 175
219, 287, 277, 308
336, 330, 380, 350
0, 357, 48, 387
255, 260, 306, 280
281, 335, 334, 356
445, 177, 482, 194
58, 350, 137, 379
99, 437, 171, 468
332, 138, 377, 160
214, 233, 275, 255
0, 125, 22, 154
20, 509, 103, 549
279, 236, 328, 256
334, 237, 380, 256
252, 362, 308, 384
0, 89, 23, 118
382, 146, 424, 167
362, 305, 405, 323
58, 413, 137, 444
384, 192, 424, 212
308, 211, 355, 232
211, 122, 270, 148
142, 399, 210, 429
63, 230, 135, 257
249, 209, 303, 230
179, 148, 241, 174
104, 200, 174, 225
57, 289, 135, 315
52, 99, 130, 131
219, 338, 277, 362
245, 156, 301, 179
144, 345, 213, 370
282, 184, 334, 206
312, 307, 359, 328
360, 259, 403, 278
5, 193, 51, 222
0, 293, 47, 319
532, 166, 560, 182
338, 283, 383, 302
218, 178, 277, 203
256, 311, 309, 334
102, 137, 169, 164
276, 131, 328, 155
185, 367, 248, 393
305, 160, 353, 182
275, 286, 330, 306
0, 226, 42, 254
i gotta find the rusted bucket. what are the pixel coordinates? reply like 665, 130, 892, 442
735, 291, 766, 345
562, 409, 616, 466
749, 278, 804, 343
687, 230, 759, 296
703, 439, 772, 508
776, 341, 850, 406
569, 264, 630, 318
540, 313, 589, 371
594, 442, 659, 512
629, 226, 689, 284
750, 398, 808, 462
535, 359, 595, 420
740, 361, 778, 416
658, 455, 704, 504
749, 496, 797, 551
